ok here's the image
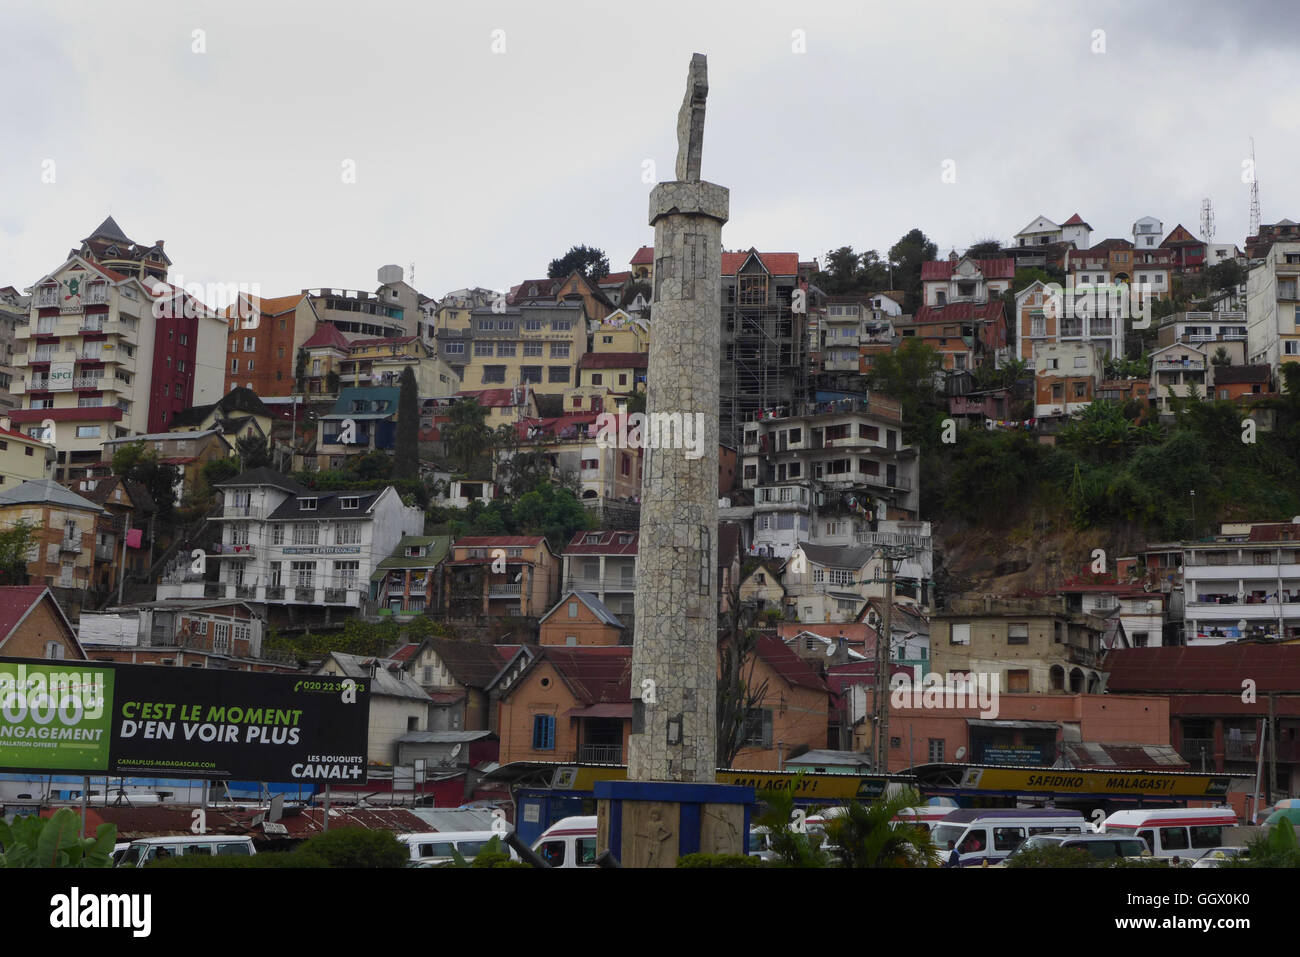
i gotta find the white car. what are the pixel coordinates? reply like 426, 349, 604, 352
1192, 847, 1247, 868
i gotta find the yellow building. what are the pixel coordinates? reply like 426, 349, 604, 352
438, 303, 588, 396
565, 310, 650, 413
0, 421, 55, 489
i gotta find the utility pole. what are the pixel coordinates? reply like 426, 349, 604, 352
873, 544, 916, 772
116, 510, 131, 606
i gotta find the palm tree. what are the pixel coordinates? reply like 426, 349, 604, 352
754, 775, 832, 868
824, 788, 940, 868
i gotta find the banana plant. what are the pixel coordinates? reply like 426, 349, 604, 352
0, 808, 118, 868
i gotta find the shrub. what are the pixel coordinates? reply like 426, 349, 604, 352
293, 828, 408, 868
0, 809, 116, 868
1003, 845, 1093, 868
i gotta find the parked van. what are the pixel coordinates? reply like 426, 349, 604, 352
531, 815, 598, 868
1100, 808, 1237, 859
398, 830, 518, 866
118, 835, 256, 866
932, 809, 1089, 867
892, 806, 951, 832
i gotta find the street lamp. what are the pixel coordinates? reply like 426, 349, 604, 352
1189, 489, 1196, 540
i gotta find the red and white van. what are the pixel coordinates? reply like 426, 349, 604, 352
1099, 807, 1237, 859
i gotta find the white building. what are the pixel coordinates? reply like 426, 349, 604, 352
1149, 342, 1209, 412
1132, 215, 1164, 249
1034, 341, 1106, 418
156, 467, 424, 612
1245, 241, 1300, 371
317, 651, 433, 763
1182, 521, 1300, 644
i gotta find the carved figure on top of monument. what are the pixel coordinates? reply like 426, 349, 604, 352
676, 53, 708, 182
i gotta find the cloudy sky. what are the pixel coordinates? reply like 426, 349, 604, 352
3, 0, 1298, 302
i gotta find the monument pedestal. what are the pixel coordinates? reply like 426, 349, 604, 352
595, 781, 754, 868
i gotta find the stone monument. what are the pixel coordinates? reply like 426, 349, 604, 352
595, 54, 753, 866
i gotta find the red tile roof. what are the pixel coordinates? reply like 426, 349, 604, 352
1247, 523, 1300, 542
537, 646, 633, 704
911, 301, 1006, 324
578, 352, 648, 369
454, 389, 529, 408
599, 271, 632, 285
0, 586, 53, 641
1105, 645, 1300, 693
564, 530, 639, 555
1061, 213, 1091, 228
0, 426, 47, 445
920, 258, 1016, 280
301, 323, 350, 350
721, 251, 800, 276
454, 536, 547, 548
755, 635, 828, 692
626, 247, 800, 277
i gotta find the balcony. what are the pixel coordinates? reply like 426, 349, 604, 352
489, 582, 522, 597
234, 584, 256, 600
210, 543, 256, 558
203, 582, 227, 600
60, 532, 84, 553
94, 543, 115, 562
295, 586, 316, 602
79, 319, 106, 334
74, 376, 106, 389
579, 744, 624, 764
1179, 737, 1214, 764
218, 504, 269, 520
266, 585, 285, 600
565, 577, 636, 593
325, 587, 349, 603
1154, 359, 1205, 372
26, 377, 50, 391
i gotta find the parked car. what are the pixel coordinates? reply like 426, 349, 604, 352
933, 809, 1089, 867
397, 830, 517, 866
998, 832, 1149, 865
1192, 846, 1248, 868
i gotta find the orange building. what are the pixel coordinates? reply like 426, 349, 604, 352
494, 646, 633, 766
223, 293, 318, 397
1212, 365, 1272, 401
728, 636, 830, 771
538, 591, 626, 646
443, 535, 561, 621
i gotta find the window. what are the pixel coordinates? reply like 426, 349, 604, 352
993, 827, 1025, 852
244, 337, 255, 351
1006, 669, 1030, 693
532, 714, 555, 750
336, 523, 361, 545
590, 373, 603, 386
520, 365, 542, 383
523, 342, 543, 357
334, 561, 359, 589
523, 319, 543, 332
568, 602, 578, 618
272, 525, 284, 545
1008, 623, 1028, 645
340, 496, 359, 510
231, 358, 238, 374
44, 641, 65, 660
550, 342, 570, 358
928, 738, 945, 762
300, 498, 317, 511
291, 561, 315, 587
443, 341, 465, 356
742, 708, 773, 748
548, 366, 570, 383
292, 525, 319, 545
76, 426, 101, 439
474, 342, 494, 357
246, 359, 254, 372
497, 342, 516, 357
213, 623, 230, 654
950, 623, 971, 645
1158, 827, 1189, 851
482, 365, 506, 383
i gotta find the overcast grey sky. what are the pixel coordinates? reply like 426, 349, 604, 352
3, 0, 1298, 301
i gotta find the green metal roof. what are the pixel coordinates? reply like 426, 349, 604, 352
371, 535, 452, 579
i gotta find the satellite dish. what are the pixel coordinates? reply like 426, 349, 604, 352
450, 743, 463, 758
954, 746, 967, 761
825, 640, 837, 657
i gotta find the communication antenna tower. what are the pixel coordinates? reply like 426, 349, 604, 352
1249, 138, 1261, 238
1200, 198, 1215, 243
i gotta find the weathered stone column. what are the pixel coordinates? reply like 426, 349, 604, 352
628, 54, 728, 784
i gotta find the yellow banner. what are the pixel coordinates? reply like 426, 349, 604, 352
960, 767, 1232, 798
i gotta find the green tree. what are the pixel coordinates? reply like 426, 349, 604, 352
236, 434, 272, 470
0, 519, 36, 585
824, 788, 940, 868
394, 365, 419, 479
111, 442, 179, 518
293, 828, 408, 868
887, 228, 939, 313
755, 775, 831, 868
1206, 258, 1244, 292
548, 244, 609, 280
964, 238, 1003, 260
717, 578, 770, 768
1223, 817, 1300, 868
866, 338, 945, 446
445, 399, 493, 478
1211, 346, 1231, 366
0, 808, 117, 867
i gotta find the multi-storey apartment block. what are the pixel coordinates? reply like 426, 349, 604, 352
1182, 522, 1300, 644
1157, 310, 1249, 365
156, 468, 424, 625
1246, 241, 1300, 371
443, 535, 560, 622
13, 234, 226, 482
435, 302, 588, 395
223, 293, 317, 397
0, 286, 29, 411
739, 395, 920, 559
1034, 341, 1105, 419
561, 529, 638, 628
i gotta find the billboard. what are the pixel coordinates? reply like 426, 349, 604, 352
0, 658, 370, 783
